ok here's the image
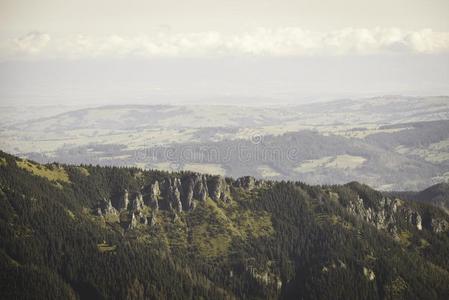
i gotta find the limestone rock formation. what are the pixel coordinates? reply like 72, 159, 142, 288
96, 197, 118, 216
166, 178, 182, 212
346, 195, 399, 230
127, 212, 138, 230
207, 175, 229, 202
430, 218, 449, 233
409, 210, 423, 231
131, 192, 144, 212
146, 180, 161, 210
181, 174, 209, 209
343, 187, 449, 236
363, 267, 376, 281
235, 176, 256, 190
193, 174, 209, 202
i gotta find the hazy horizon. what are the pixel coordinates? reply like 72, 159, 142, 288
1, 0, 449, 107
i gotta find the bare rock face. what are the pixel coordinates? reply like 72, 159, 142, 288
363, 267, 376, 281
166, 178, 182, 212
125, 210, 147, 229
127, 212, 138, 230
105, 174, 234, 219
140, 175, 210, 213
235, 176, 256, 190
137, 174, 231, 213
145, 180, 161, 211
430, 218, 449, 233
194, 175, 209, 202
123, 190, 129, 210
180, 174, 209, 209
346, 195, 398, 230
207, 175, 229, 202
96, 197, 118, 216
343, 189, 448, 236
130, 192, 144, 212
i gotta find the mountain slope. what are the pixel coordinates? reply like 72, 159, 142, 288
0, 151, 449, 299
390, 183, 449, 214
413, 183, 449, 214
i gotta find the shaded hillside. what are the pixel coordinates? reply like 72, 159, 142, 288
0, 151, 449, 299
389, 183, 449, 214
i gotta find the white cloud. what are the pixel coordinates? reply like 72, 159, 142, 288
2, 28, 449, 60
12, 31, 51, 55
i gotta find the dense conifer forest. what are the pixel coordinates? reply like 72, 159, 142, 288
0, 150, 448, 299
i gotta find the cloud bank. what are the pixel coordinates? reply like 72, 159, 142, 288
2, 28, 449, 60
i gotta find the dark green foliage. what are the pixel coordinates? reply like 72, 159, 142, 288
390, 182, 449, 214
0, 151, 448, 299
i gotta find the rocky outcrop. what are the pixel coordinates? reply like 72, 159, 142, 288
343, 188, 448, 235
235, 176, 256, 190
125, 210, 148, 230
430, 218, 449, 233
163, 178, 182, 212
193, 175, 209, 202
130, 192, 144, 212
127, 212, 138, 229
101, 173, 234, 229
145, 181, 161, 211
123, 190, 130, 210
363, 267, 376, 281
407, 210, 422, 231
346, 195, 401, 231
96, 197, 118, 216
155, 174, 230, 212
143, 173, 233, 212
181, 174, 209, 210
207, 175, 229, 202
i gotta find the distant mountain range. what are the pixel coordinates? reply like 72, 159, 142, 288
1, 151, 449, 299
1, 95, 448, 190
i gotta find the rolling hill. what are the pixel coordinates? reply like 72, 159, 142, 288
2, 96, 448, 191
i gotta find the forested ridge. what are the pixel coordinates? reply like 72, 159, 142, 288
0, 150, 448, 299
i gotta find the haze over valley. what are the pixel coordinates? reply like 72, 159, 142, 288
2, 95, 448, 191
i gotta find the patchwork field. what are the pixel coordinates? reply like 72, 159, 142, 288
1, 96, 449, 190
295, 155, 367, 173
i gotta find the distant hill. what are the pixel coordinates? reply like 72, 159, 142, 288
2, 96, 448, 191
391, 183, 449, 214
1, 150, 449, 299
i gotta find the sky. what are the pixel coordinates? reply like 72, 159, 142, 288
0, 0, 449, 106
